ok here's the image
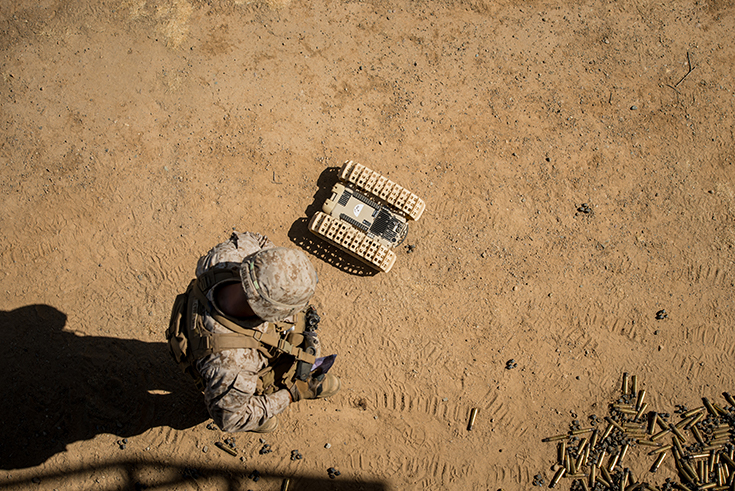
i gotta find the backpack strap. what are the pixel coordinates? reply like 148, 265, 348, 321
190, 278, 316, 365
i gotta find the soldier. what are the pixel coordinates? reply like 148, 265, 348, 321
168, 231, 340, 433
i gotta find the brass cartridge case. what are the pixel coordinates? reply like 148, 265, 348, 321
636, 390, 647, 411
649, 444, 673, 455
652, 429, 671, 441
650, 451, 668, 472
549, 468, 566, 488
215, 441, 238, 457
543, 434, 569, 443
608, 451, 620, 472
682, 407, 706, 419
634, 403, 648, 421
692, 425, 705, 445
468, 408, 478, 430
670, 424, 688, 442
558, 441, 566, 465
570, 427, 594, 436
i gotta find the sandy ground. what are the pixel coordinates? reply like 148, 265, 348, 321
1, 0, 735, 489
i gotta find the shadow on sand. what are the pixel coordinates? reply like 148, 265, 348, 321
0, 304, 208, 470
2, 458, 389, 490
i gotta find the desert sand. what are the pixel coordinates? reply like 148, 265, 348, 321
1, 0, 734, 489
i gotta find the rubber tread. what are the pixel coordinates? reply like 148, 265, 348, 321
339, 160, 425, 221
308, 212, 396, 273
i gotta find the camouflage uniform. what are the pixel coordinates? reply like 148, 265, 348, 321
193, 232, 317, 432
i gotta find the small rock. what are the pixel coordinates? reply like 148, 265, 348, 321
325, 443, 331, 449
202, 446, 208, 453
631, 105, 638, 110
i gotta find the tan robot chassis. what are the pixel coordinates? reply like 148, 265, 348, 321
308, 160, 425, 273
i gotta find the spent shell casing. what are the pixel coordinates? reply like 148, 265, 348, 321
688, 411, 706, 428
656, 413, 669, 431
691, 453, 711, 460
602, 423, 614, 440
636, 439, 661, 447
598, 449, 608, 467
608, 451, 620, 472
719, 463, 726, 486
600, 465, 613, 484
570, 427, 594, 435
543, 434, 569, 443
605, 417, 624, 432
619, 408, 638, 415
565, 452, 572, 474
577, 437, 589, 455
215, 441, 238, 457
649, 444, 672, 455
647, 413, 657, 434
636, 390, 647, 411
713, 402, 727, 416
723, 392, 735, 407
698, 482, 716, 490
622, 372, 630, 394
680, 460, 699, 484
710, 451, 719, 474
590, 429, 599, 449
549, 467, 566, 488
673, 434, 686, 455
652, 429, 671, 441
624, 422, 645, 430
698, 460, 707, 482
565, 473, 586, 479
620, 443, 630, 463
650, 451, 668, 472
596, 472, 612, 489
580, 478, 590, 491
558, 441, 566, 465
692, 425, 705, 444
589, 465, 597, 488
575, 447, 587, 471
676, 415, 697, 429
704, 397, 718, 416
635, 402, 648, 421
720, 453, 735, 471
631, 375, 638, 395
613, 403, 635, 410
281, 478, 290, 491
682, 406, 706, 418
468, 408, 478, 430
670, 423, 688, 442
703, 444, 726, 453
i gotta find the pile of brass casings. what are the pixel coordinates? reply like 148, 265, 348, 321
542, 373, 735, 490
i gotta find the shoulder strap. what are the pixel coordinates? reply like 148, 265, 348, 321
189, 277, 315, 364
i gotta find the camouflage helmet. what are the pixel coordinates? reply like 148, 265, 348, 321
239, 247, 318, 322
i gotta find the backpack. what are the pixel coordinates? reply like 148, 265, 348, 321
166, 270, 317, 393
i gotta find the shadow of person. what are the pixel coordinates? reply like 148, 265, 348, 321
0, 304, 208, 470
